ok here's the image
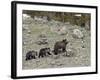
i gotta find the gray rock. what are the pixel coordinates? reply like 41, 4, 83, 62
36, 40, 48, 45
23, 17, 33, 24
66, 48, 77, 57
27, 30, 31, 34
34, 16, 48, 24
50, 61, 56, 65
23, 26, 29, 31
38, 34, 46, 38
58, 26, 68, 35
23, 42, 27, 45
72, 29, 84, 39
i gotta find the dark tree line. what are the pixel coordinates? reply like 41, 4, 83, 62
23, 10, 91, 27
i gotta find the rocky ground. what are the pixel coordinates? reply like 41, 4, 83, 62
22, 16, 91, 70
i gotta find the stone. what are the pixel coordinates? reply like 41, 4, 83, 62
50, 61, 56, 65
27, 30, 31, 34
72, 29, 84, 39
23, 42, 27, 45
23, 15, 33, 24
23, 27, 28, 31
34, 16, 48, 23
57, 26, 67, 35
66, 48, 77, 57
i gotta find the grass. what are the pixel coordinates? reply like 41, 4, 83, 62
22, 19, 91, 70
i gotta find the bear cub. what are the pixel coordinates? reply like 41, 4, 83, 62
25, 50, 38, 61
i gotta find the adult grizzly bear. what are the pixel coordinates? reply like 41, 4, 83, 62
54, 39, 68, 55
38, 48, 51, 58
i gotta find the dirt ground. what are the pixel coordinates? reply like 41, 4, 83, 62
22, 17, 91, 70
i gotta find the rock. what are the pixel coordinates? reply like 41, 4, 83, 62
34, 16, 48, 23
36, 34, 48, 45
23, 15, 33, 24
57, 26, 67, 35
34, 16, 42, 21
27, 30, 31, 34
23, 42, 27, 45
66, 48, 77, 57
38, 34, 46, 38
72, 29, 84, 39
36, 40, 48, 45
23, 25, 29, 31
23, 14, 31, 18
42, 16, 49, 22
36, 38, 48, 45
50, 61, 56, 65
57, 63, 64, 66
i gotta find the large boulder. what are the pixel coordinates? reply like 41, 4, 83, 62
72, 29, 84, 39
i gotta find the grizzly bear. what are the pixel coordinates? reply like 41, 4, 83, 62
25, 50, 38, 61
38, 48, 51, 58
54, 39, 68, 55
